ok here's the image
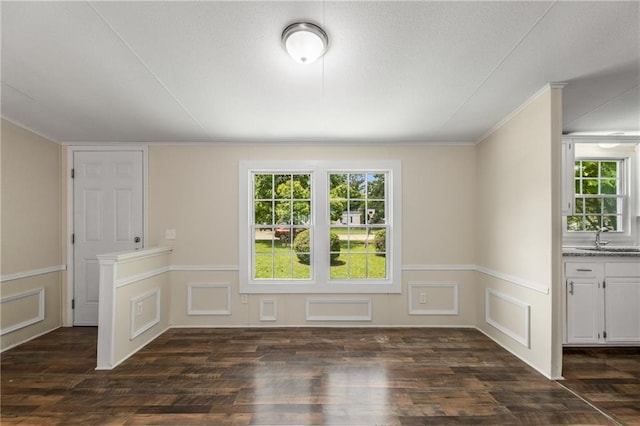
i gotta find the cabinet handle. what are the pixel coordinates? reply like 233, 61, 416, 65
569, 281, 574, 295
576, 268, 592, 272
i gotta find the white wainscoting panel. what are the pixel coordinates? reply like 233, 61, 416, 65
130, 288, 161, 340
477, 266, 548, 294
485, 289, 530, 348
1, 265, 66, 283
1, 288, 45, 335
260, 298, 277, 322
306, 298, 372, 321
187, 283, 231, 316
409, 282, 459, 315
116, 266, 170, 288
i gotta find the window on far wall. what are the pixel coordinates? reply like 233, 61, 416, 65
567, 159, 624, 232
252, 172, 312, 280
239, 160, 401, 294
329, 172, 388, 280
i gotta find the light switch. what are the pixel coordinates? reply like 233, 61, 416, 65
165, 229, 176, 240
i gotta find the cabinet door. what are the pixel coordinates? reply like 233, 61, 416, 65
567, 278, 601, 344
605, 278, 640, 343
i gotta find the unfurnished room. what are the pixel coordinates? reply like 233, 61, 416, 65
1, 1, 639, 424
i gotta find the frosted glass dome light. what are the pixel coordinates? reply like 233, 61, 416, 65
282, 22, 328, 64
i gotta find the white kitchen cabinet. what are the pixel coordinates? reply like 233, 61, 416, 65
564, 257, 640, 345
565, 261, 602, 344
604, 262, 640, 343
605, 278, 640, 342
566, 277, 601, 343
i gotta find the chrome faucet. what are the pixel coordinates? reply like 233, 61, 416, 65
595, 227, 609, 249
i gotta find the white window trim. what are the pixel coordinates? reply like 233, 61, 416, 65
563, 151, 637, 246
239, 160, 402, 294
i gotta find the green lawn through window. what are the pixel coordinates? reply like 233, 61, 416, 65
254, 240, 386, 279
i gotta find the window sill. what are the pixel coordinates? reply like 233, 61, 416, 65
240, 281, 401, 294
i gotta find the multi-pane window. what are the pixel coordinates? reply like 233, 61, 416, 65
329, 173, 387, 280
240, 160, 401, 294
252, 173, 312, 280
567, 159, 623, 232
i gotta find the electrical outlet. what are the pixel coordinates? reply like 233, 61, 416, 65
165, 229, 176, 240
136, 302, 143, 315
419, 292, 427, 304
241, 294, 248, 304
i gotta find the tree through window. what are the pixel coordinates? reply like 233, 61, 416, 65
567, 159, 623, 232
253, 173, 311, 279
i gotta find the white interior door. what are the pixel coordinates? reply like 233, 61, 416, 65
73, 150, 143, 325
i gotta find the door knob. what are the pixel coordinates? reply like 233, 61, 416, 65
134, 236, 141, 243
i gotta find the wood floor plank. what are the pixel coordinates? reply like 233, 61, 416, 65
562, 346, 640, 425
1, 327, 629, 425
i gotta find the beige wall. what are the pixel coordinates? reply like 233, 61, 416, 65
1, 119, 62, 351
149, 144, 478, 327
475, 87, 563, 378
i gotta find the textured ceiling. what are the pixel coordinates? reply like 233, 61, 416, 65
1, 1, 639, 144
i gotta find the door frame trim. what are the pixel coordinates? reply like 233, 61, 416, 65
65, 145, 148, 326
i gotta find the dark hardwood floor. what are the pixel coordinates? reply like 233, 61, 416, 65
0, 327, 630, 425
561, 347, 640, 426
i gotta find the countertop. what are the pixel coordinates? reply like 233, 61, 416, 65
563, 247, 640, 257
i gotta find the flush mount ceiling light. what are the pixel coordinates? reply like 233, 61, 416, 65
282, 22, 328, 64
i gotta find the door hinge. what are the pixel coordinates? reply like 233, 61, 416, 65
603, 280, 606, 288
603, 331, 607, 339
71, 233, 75, 244
71, 168, 75, 178
72, 299, 75, 309
598, 333, 600, 339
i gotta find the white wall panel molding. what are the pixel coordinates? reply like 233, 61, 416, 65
171, 265, 239, 272
408, 282, 459, 315
402, 264, 548, 294
402, 264, 475, 271
485, 289, 530, 348
173, 263, 477, 292
116, 266, 170, 288
1, 288, 45, 335
145, 141, 476, 147
305, 298, 372, 321
130, 288, 161, 340
477, 266, 549, 294
187, 283, 232, 315
0, 265, 66, 283
260, 299, 277, 322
